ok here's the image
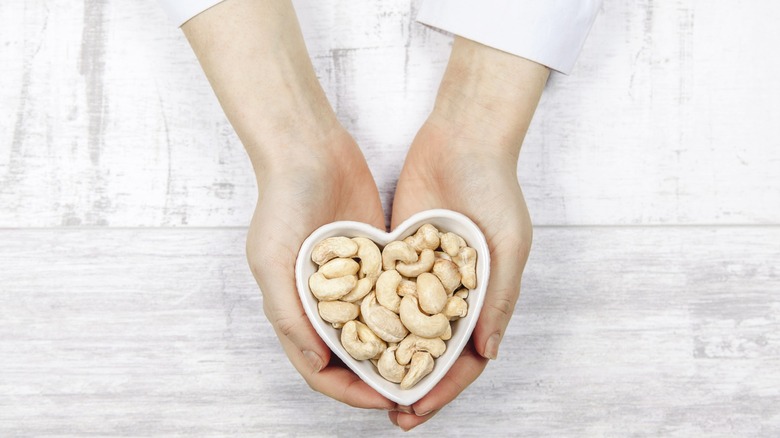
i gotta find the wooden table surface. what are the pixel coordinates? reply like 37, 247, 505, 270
1, 1, 778, 436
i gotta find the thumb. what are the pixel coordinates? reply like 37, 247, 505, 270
472, 243, 528, 360
255, 265, 332, 374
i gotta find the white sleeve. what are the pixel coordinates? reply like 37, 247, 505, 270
416, 0, 601, 74
158, 0, 227, 27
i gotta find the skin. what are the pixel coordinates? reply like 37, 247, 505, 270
389, 36, 548, 430
182, 0, 391, 410
181, 0, 549, 429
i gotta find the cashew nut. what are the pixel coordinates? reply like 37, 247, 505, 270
398, 279, 417, 297
339, 277, 373, 303
361, 292, 408, 343
308, 226, 478, 389
396, 249, 435, 278
353, 237, 381, 283
440, 323, 452, 341
442, 295, 468, 320
399, 295, 449, 338
434, 251, 452, 261
396, 334, 446, 365
453, 246, 477, 289
308, 272, 357, 301
318, 258, 359, 279
377, 344, 406, 383
375, 269, 403, 313
381, 241, 417, 271
311, 237, 358, 265
318, 300, 359, 326
416, 272, 448, 315
440, 232, 466, 257
432, 259, 461, 294
341, 320, 386, 360
400, 352, 434, 390
403, 224, 440, 252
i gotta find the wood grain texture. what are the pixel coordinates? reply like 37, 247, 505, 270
1, 227, 778, 436
1, 0, 778, 226
1, 1, 779, 436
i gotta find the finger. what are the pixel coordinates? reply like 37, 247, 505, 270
411, 341, 488, 416
276, 331, 395, 410
395, 409, 440, 431
395, 405, 413, 414
472, 241, 527, 360
260, 277, 332, 373
387, 411, 399, 427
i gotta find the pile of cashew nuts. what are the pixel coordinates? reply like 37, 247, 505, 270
308, 224, 477, 389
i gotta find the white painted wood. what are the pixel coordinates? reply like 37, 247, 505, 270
1, 1, 779, 226
1, 228, 778, 435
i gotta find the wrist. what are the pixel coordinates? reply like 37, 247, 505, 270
182, 0, 344, 178
430, 37, 550, 158
240, 98, 343, 175
246, 120, 353, 181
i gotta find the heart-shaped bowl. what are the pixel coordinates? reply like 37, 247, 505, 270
295, 209, 490, 405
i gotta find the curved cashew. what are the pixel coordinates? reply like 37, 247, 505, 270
432, 259, 461, 294
417, 273, 448, 315
361, 292, 408, 343
339, 277, 372, 303
308, 272, 357, 301
400, 352, 434, 390
381, 241, 417, 271
341, 320, 386, 360
353, 237, 381, 283
453, 246, 477, 289
398, 279, 417, 297
403, 224, 440, 252
311, 237, 358, 265
399, 295, 449, 338
440, 323, 452, 341
318, 258, 359, 279
375, 269, 403, 313
440, 232, 466, 257
434, 251, 452, 261
396, 333, 446, 365
377, 344, 406, 383
454, 288, 468, 300
396, 249, 435, 278
442, 295, 468, 320
318, 300, 359, 325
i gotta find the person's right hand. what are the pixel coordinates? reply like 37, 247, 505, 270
182, 0, 394, 410
246, 127, 394, 410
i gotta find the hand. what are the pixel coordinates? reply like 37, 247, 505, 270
183, 1, 393, 409
246, 128, 393, 410
388, 37, 549, 430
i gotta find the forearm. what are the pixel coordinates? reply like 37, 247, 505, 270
429, 37, 550, 161
182, 0, 339, 173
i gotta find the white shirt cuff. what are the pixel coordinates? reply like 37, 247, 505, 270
158, 0, 227, 27
416, 0, 601, 74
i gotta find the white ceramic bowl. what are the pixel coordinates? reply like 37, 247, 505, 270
295, 209, 490, 405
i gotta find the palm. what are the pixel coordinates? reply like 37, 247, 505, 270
246, 134, 392, 409
389, 121, 533, 428
393, 123, 532, 265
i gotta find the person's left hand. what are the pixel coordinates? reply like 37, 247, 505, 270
387, 117, 534, 430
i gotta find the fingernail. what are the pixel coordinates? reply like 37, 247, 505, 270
303, 350, 323, 372
485, 333, 500, 360
415, 409, 432, 417
396, 405, 413, 414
